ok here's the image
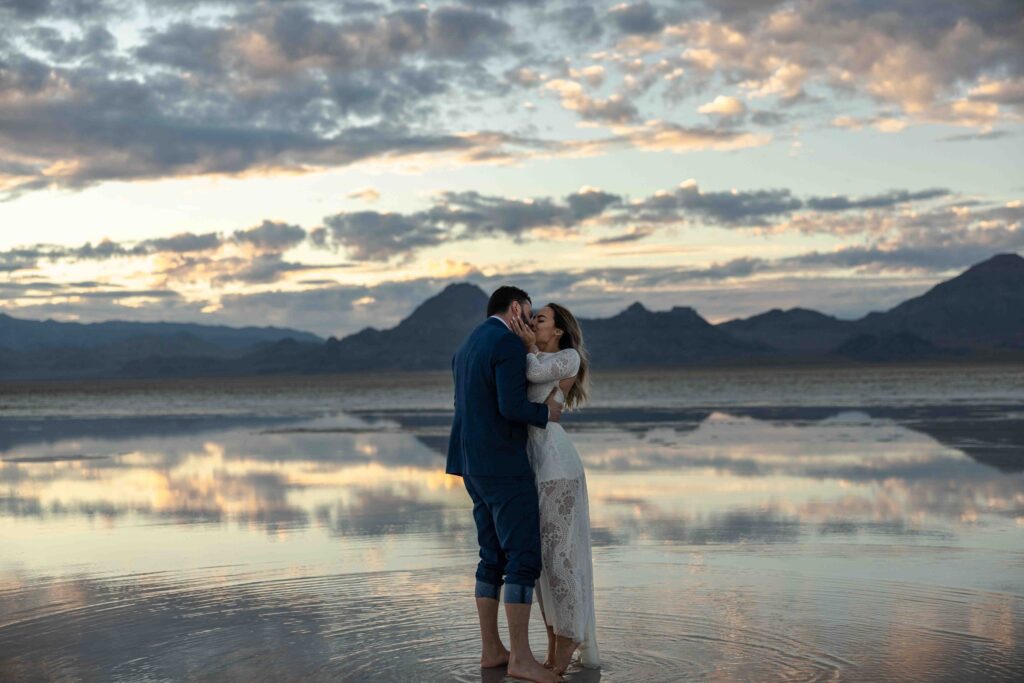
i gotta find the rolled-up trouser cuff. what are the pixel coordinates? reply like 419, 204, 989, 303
503, 583, 533, 604
475, 579, 501, 600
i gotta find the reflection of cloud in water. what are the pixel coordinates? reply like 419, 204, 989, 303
315, 485, 456, 538
1, 405, 1021, 549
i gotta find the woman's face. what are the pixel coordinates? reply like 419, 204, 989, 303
530, 306, 560, 347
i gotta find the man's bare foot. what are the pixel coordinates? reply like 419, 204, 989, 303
508, 654, 565, 683
480, 644, 510, 668
550, 636, 580, 675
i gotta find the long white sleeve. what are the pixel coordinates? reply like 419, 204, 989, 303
526, 348, 580, 383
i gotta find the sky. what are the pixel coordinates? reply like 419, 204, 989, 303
1, 0, 1022, 338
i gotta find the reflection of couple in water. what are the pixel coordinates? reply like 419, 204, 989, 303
448, 286, 600, 682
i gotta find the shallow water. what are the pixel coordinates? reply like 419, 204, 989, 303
2, 365, 1023, 681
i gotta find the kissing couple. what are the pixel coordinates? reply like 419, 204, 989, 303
447, 286, 600, 682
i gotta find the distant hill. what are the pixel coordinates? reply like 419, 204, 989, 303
579, 302, 766, 366
832, 331, 948, 362
2, 252, 1022, 380
858, 253, 1024, 348
718, 307, 857, 354
713, 253, 1024, 356
0, 315, 322, 380
321, 282, 491, 372
0, 313, 322, 351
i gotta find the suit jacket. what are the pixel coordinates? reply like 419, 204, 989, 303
446, 316, 550, 477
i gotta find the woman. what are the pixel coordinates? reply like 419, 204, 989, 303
508, 303, 600, 675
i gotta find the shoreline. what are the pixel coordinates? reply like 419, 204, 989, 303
3, 358, 1024, 394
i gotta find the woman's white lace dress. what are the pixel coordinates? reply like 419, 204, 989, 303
526, 348, 600, 669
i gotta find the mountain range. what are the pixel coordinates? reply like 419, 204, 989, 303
1, 253, 1022, 380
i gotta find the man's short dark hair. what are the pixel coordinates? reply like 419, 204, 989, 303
487, 286, 531, 317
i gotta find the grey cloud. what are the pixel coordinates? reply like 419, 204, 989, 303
805, 188, 951, 212
941, 130, 1014, 142
550, 5, 604, 42
587, 226, 655, 245
566, 188, 622, 220
427, 6, 512, 59
322, 211, 445, 262
231, 221, 307, 250
0, 0, 116, 21
0, 2, 530, 200
68, 239, 138, 260
750, 110, 788, 126
140, 232, 222, 253
803, 0, 1024, 49
706, 0, 788, 20
319, 187, 623, 261
629, 184, 803, 225
341, 1, 384, 13
214, 253, 349, 285
315, 180, 974, 261
26, 24, 117, 61
609, 2, 664, 35
133, 22, 230, 75
0, 225, 301, 277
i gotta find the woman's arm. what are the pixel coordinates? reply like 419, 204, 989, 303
526, 348, 580, 383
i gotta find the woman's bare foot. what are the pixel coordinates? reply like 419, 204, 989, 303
508, 653, 565, 683
543, 625, 557, 669
480, 643, 510, 668
550, 636, 580, 675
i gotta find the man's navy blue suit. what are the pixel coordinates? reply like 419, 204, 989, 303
447, 315, 550, 603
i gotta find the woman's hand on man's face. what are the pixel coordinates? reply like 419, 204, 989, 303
509, 313, 536, 349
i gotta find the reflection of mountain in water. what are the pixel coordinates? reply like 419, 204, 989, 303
352, 404, 1024, 475
4, 403, 1021, 474
719, 405, 1024, 474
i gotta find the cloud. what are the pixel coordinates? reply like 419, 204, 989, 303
319, 186, 624, 261
321, 211, 445, 262
698, 95, 747, 117
231, 221, 307, 250
609, 2, 665, 36
346, 187, 381, 203
804, 188, 951, 212
213, 253, 351, 285
587, 225, 656, 245
0, 3, 535, 201
626, 179, 803, 226
656, 0, 1024, 130
543, 78, 640, 124
1, 1, 1019, 206
940, 130, 1014, 142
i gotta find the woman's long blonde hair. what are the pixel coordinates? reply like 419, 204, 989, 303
546, 302, 590, 410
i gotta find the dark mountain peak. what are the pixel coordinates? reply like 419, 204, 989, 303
439, 282, 489, 298
966, 252, 1024, 275
858, 251, 1023, 348
402, 282, 488, 328
754, 307, 837, 323
667, 305, 711, 327
621, 301, 649, 316
926, 252, 1024, 295
600, 301, 713, 331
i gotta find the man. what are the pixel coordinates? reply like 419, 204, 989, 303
447, 286, 565, 683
